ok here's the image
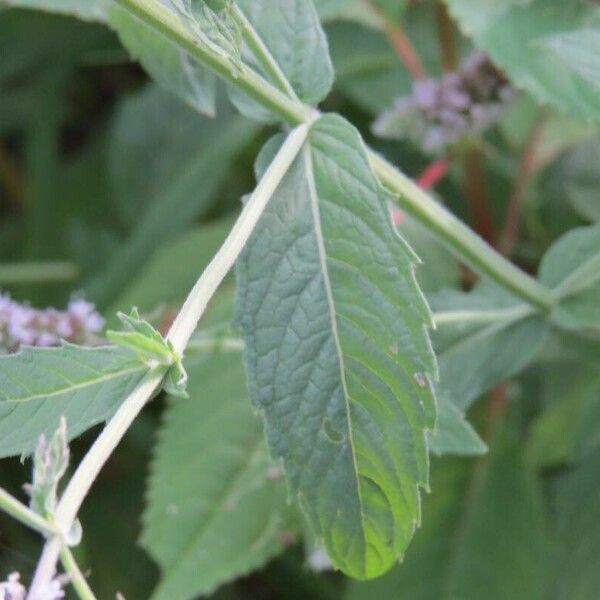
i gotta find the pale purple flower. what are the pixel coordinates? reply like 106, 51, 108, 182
0, 293, 105, 353
373, 51, 517, 154
0, 572, 26, 600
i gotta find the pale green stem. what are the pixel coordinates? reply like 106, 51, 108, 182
59, 546, 97, 600
186, 335, 245, 353
167, 123, 310, 352
0, 487, 56, 538
231, 4, 299, 100
432, 304, 534, 327
28, 123, 310, 598
113, 0, 553, 313
0, 261, 78, 285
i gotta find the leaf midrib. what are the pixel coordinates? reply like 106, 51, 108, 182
303, 142, 367, 567
0, 363, 146, 404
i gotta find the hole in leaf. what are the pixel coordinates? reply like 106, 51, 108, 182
323, 419, 344, 443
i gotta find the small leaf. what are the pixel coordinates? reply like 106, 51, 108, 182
229, 0, 334, 119
237, 115, 436, 578
427, 389, 486, 457
0, 344, 147, 458
108, 308, 188, 397
431, 285, 548, 410
541, 223, 600, 329
142, 352, 296, 600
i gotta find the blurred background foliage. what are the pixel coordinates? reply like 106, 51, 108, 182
0, 1, 599, 598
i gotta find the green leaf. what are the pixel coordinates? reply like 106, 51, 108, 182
141, 351, 296, 600
553, 448, 600, 600
237, 114, 436, 578
551, 138, 600, 223
107, 219, 234, 320
540, 28, 600, 91
0, 0, 105, 21
427, 388, 486, 457
2, 0, 217, 115
86, 86, 258, 307
528, 359, 600, 468
0, 344, 147, 458
540, 223, 600, 329
230, 0, 333, 120
347, 425, 549, 600
446, 0, 600, 122
107, 3, 217, 116
431, 285, 548, 410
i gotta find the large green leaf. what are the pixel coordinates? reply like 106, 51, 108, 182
431, 285, 548, 410
237, 114, 436, 578
0, 344, 146, 458
347, 425, 549, 600
446, 0, 600, 122
86, 86, 257, 307
553, 448, 600, 600
540, 223, 600, 329
0, 0, 104, 21
142, 351, 296, 600
107, 220, 234, 320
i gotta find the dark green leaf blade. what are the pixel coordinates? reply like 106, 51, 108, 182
0, 344, 147, 458
237, 114, 436, 578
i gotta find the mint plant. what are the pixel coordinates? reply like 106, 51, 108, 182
0, 1, 599, 598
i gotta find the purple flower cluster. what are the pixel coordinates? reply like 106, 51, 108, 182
0, 295, 104, 354
0, 572, 65, 600
373, 52, 516, 154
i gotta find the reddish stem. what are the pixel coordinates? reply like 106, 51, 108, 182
417, 157, 451, 189
463, 148, 496, 244
498, 110, 548, 256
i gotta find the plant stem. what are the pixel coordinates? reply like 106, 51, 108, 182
363, 0, 427, 79
462, 147, 496, 244
167, 123, 310, 352
59, 546, 97, 600
112, 0, 553, 312
436, 1, 458, 71
0, 261, 79, 285
231, 4, 299, 100
433, 304, 533, 326
28, 123, 310, 597
112, 0, 313, 125
368, 151, 553, 310
0, 487, 56, 538
498, 109, 548, 256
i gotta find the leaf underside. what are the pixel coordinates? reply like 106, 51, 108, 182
237, 114, 437, 579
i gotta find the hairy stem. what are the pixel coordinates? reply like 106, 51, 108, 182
114, 0, 553, 312
0, 487, 56, 538
28, 123, 310, 597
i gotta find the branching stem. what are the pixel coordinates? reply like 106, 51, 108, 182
27, 122, 310, 599
114, 0, 553, 312
0, 487, 56, 538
